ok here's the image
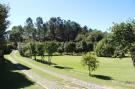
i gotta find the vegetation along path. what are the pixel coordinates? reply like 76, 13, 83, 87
9, 50, 114, 89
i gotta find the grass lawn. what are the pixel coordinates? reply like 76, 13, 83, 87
0, 57, 44, 89
10, 51, 135, 89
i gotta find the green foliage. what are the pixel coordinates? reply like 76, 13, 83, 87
76, 41, 93, 53
82, 52, 99, 76
86, 30, 105, 43
19, 43, 31, 57
64, 42, 76, 54
0, 4, 9, 62
46, 41, 58, 65
46, 42, 58, 55
29, 43, 37, 60
37, 43, 45, 60
75, 34, 85, 42
75, 42, 83, 53
57, 43, 64, 54
95, 37, 115, 57
10, 25, 23, 42
86, 42, 93, 51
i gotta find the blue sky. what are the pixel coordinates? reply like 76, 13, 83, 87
1, 0, 135, 31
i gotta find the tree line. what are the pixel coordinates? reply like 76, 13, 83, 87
7, 17, 106, 43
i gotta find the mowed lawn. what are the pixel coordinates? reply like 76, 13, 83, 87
37, 55, 135, 89
12, 51, 135, 89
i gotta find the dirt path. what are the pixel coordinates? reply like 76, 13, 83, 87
8, 55, 67, 89
11, 50, 114, 89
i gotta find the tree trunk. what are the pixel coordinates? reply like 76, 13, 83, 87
131, 53, 135, 67
0, 50, 5, 64
130, 47, 135, 67
34, 55, 36, 60
48, 56, 51, 66
88, 66, 91, 76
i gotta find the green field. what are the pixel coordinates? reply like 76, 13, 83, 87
37, 55, 135, 89
6, 51, 135, 89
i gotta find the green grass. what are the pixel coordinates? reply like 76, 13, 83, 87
39, 55, 135, 89
1, 57, 44, 89
10, 51, 135, 89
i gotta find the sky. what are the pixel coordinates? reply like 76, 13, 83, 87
0, 0, 135, 31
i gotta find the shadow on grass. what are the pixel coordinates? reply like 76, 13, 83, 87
0, 59, 34, 89
53, 65, 73, 69
14, 63, 31, 70
92, 74, 113, 80
35, 59, 57, 65
35, 59, 73, 70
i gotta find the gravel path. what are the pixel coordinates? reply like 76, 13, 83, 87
11, 50, 114, 89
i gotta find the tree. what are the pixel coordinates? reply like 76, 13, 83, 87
35, 17, 43, 41
81, 25, 88, 34
24, 17, 35, 41
29, 43, 37, 60
42, 23, 48, 41
45, 42, 58, 65
48, 17, 57, 40
82, 53, 99, 76
37, 43, 45, 61
64, 20, 81, 41
10, 25, 23, 42
75, 34, 85, 42
86, 30, 104, 43
0, 4, 9, 63
111, 21, 135, 67
82, 40, 87, 52
57, 42, 64, 54
64, 42, 76, 54
95, 35, 115, 57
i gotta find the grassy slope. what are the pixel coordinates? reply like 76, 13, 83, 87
1, 56, 44, 89
11, 52, 135, 89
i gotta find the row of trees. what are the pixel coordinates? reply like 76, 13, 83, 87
7, 17, 106, 45
18, 41, 94, 64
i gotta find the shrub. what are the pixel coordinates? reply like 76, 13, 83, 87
21, 44, 31, 57
37, 43, 45, 60
82, 52, 99, 76
57, 43, 64, 54
29, 43, 37, 60
45, 41, 58, 65
64, 42, 76, 54
75, 42, 83, 53
82, 40, 87, 52
86, 42, 93, 51
95, 38, 115, 57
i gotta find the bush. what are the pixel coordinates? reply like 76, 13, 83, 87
95, 38, 115, 57
57, 42, 64, 54
18, 43, 31, 57
86, 42, 93, 51
64, 42, 76, 54
46, 41, 58, 65
82, 52, 99, 76
37, 43, 45, 60
75, 42, 83, 53
82, 40, 87, 52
